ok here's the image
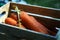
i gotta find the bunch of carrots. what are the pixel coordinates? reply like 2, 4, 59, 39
5, 11, 56, 35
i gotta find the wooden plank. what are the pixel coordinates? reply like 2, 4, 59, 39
10, 2, 60, 18
0, 23, 56, 40
9, 2, 60, 31
0, 2, 10, 23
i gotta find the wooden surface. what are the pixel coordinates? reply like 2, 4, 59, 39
0, 2, 10, 23
0, 2, 59, 40
9, 2, 60, 32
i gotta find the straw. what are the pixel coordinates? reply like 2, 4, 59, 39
15, 6, 21, 27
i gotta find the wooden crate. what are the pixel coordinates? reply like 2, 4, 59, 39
0, 2, 60, 40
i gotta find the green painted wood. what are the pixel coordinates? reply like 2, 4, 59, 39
25, 0, 60, 9
0, 23, 56, 40
56, 29, 60, 40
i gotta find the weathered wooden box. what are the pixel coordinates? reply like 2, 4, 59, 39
0, 2, 60, 40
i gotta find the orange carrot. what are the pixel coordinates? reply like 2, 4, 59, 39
10, 13, 17, 20
5, 17, 26, 29
30, 16, 49, 30
20, 11, 49, 34
5, 17, 17, 26
30, 16, 56, 35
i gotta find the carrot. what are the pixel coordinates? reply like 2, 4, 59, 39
30, 16, 56, 35
30, 16, 49, 30
20, 11, 49, 34
10, 13, 17, 20
5, 17, 17, 26
5, 17, 26, 29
